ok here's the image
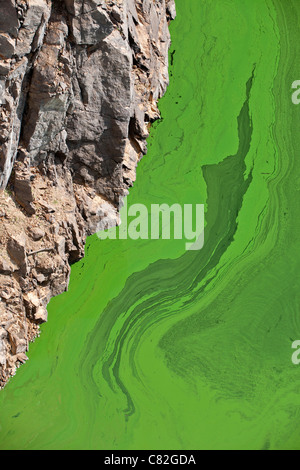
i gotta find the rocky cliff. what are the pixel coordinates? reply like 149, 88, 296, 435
0, 0, 175, 388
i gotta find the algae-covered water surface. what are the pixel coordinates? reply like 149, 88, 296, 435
1, 0, 300, 450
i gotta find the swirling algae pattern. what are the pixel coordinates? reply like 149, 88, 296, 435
1, 0, 300, 450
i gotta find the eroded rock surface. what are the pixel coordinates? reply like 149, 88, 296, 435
0, 0, 175, 387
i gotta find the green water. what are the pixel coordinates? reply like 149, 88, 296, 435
1, 0, 300, 450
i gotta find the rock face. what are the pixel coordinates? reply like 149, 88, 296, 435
0, 0, 176, 387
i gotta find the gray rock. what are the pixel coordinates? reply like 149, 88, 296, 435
14, 174, 36, 215
0, 0, 19, 38
0, 327, 7, 367
29, 228, 45, 241
0, 257, 18, 275
7, 234, 28, 276
0, 34, 16, 59
71, 7, 114, 44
